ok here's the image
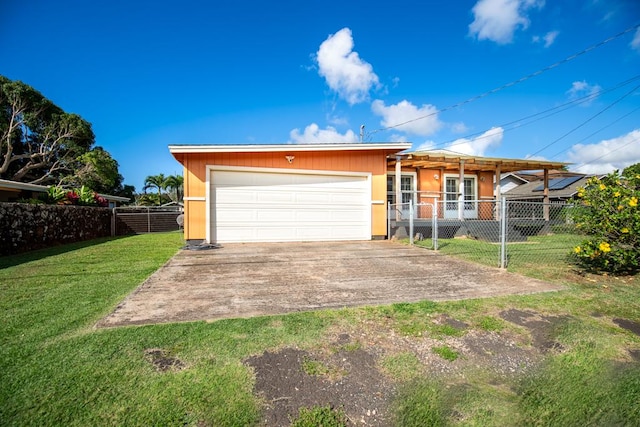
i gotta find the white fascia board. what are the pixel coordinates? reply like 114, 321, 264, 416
0, 179, 48, 192
98, 194, 130, 202
169, 143, 411, 154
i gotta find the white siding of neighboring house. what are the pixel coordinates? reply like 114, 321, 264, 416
495, 175, 528, 196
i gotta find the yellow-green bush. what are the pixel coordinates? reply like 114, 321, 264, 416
570, 164, 639, 274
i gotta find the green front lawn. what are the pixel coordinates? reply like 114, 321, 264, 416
1, 233, 639, 426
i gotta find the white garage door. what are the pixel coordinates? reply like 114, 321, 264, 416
210, 168, 371, 243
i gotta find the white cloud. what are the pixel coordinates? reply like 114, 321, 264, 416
469, 0, 544, 44
632, 28, 640, 52
450, 122, 469, 134
533, 30, 559, 47
543, 30, 559, 47
412, 127, 504, 155
371, 99, 442, 136
390, 134, 410, 143
566, 80, 601, 105
447, 127, 504, 156
315, 28, 380, 105
566, 129, 640, 174
288, 123, 358, 144
414, 140, 436, 151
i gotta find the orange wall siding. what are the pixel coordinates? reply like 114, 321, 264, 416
176, 150, 391, 240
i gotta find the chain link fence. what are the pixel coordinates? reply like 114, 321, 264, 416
388, 199, 581, 271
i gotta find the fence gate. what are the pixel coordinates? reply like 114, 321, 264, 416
112, 206, 183, 235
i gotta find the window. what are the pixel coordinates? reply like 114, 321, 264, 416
387, 173, 416, 206
444, 175, 478, 218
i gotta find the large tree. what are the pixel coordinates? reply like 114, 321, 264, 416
64, 146, 124, 194
0, 75, 94, 184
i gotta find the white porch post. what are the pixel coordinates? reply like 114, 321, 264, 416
395, 156, 402, 221
458, 160, 465, 220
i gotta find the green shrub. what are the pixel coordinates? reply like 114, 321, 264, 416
39, 185, 67, 204
570, 166, 639, 274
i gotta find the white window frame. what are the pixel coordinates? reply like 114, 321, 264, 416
387, 172, 417, 206
443, 173, 478, 219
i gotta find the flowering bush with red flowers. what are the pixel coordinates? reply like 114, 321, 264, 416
37, 186, 109, 208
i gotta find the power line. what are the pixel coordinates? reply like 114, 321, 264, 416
572, 135, 640, 172
427, 74, 640, 150
526, 83, 640, 158
549, 105, 640, 160
366, 22, 640, 138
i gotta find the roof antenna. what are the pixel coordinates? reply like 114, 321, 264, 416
360, 124, 365, 142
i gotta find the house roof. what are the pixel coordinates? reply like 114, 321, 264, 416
0, 179, 130, 202
503, 175, 594, 200
500, 172, 530, 184
390, 149, 569, 173
169, 142, 412, 154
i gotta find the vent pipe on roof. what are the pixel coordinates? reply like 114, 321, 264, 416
360, 124, 365, 142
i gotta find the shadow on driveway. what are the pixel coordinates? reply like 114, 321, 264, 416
97, 241, 564, 327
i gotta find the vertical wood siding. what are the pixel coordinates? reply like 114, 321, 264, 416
177, 150, 390, 240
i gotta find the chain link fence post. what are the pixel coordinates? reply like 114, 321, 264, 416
500, 197, 508, 269
409, 199, 414, 246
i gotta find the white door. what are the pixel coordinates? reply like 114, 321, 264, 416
210, 168, 371, 243
444, 176, 478, 219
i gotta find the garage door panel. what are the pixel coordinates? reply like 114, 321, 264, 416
211, 169, 370, 243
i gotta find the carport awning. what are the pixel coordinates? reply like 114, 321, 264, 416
388, 150, 569, 172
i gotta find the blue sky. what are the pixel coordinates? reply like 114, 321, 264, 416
2, 0, 639, 191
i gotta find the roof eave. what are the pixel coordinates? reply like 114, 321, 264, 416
169, 142, 412, 154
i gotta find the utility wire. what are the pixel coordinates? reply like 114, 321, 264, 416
427, 74, 640, 150
526, 83, 640, 158
366, 22, 640, 138
549, 105, 640, 160
572, 135, 640, 172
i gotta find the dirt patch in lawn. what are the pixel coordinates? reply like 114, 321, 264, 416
144, 348, 186, 372
244, 309, 582, 426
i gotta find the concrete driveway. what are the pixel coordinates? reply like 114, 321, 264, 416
97, 241, 563, 327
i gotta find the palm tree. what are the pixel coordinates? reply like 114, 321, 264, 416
143, 174, 167, 205
165, 174, 184, 203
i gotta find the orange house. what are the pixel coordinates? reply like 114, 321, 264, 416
169, 144, 567, 244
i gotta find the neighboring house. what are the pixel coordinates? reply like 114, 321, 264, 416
169, 144, 567, 245
0, 179, 130, 208
494, 170, 585, 197
495, 172, 530, 196
503, 174, 593, 202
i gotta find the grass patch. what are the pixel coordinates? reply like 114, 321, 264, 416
380, 352, 423, 382
518, 353, 640, 426
392, 380, 447, 427
290, 405, 348, 427
476, 315, 505, 332
301, 357, 330, 376
432, 345, 460, 361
